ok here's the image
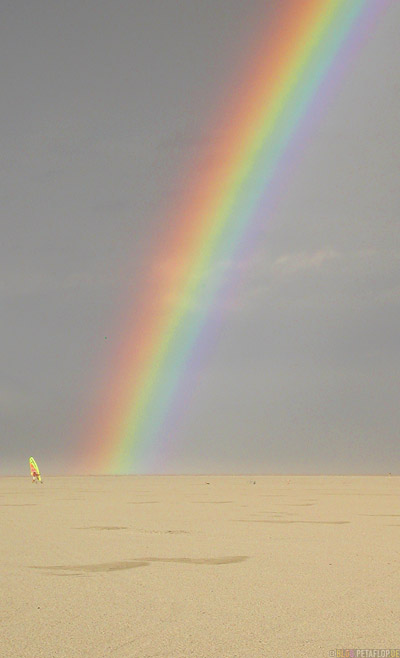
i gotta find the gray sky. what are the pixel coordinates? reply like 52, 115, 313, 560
1, 0, 399, 475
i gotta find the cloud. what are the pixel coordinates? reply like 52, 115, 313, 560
220, 245, 400, 314
272, 249, 340, 275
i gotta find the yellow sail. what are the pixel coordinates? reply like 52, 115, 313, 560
29, 457, 42, 482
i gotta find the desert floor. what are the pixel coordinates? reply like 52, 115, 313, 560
1, 475, 399, 657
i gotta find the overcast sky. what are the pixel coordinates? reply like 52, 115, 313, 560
1, 0, 399, 475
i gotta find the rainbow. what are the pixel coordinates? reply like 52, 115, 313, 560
78, 0, 390, 474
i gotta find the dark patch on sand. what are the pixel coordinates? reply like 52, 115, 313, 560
249, 512, 295, 518
42, 572, 87, 578
31, 555, 247, 575
148, 556, 247, 565
0, 503, 37, 506
236, 519, 349, 525
32, 561, 148, 574
318, 493, 397, 497
281, 503, 316, 507
74, 526, 128, 531
359, 514, 400, 517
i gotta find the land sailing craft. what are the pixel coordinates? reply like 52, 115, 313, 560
29, 457, 42, 483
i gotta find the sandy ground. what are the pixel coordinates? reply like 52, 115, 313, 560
1, 475, 399, 657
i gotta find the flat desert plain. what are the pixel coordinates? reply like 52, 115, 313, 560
1, 475, 399, 657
